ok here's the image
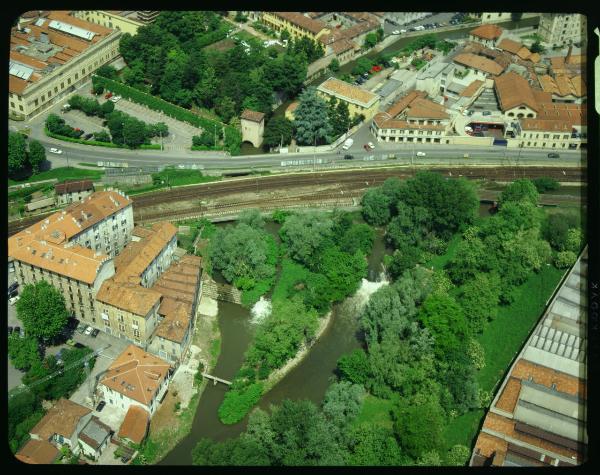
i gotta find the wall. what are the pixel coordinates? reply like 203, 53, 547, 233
73, 11, 143, 36
97, 298, 159, 347
56, 189, 94, 206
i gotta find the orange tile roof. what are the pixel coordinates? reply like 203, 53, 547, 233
240, 109, 265, 123
516, 46, 532, 60
406, 97, 449, 119
31, 398, 91, 441
497, 38, 523, 54
373, 113, 447, 131
96, 279, 161, 316
285, 101, 299, 114
387, 90, 428, 118
470, 23, 503, 40
529, 52, 541, 63
494, 71, 539, 112
118, 405, 149, 444
15, 439, 60, 464
318, 77, 379, 107
100, 345, 171, 406
510, 359, 585, 398
270, 12, 327, 35
459, 79, 484, 97
453, 53, 505, 76
474, 431, 509, 459
538, 74, 559, 94
331, 38, 355, 54
495, 377, 522, 414
9, 75, 28, 94
9, 51, 47, 69
154, 301, 190, 343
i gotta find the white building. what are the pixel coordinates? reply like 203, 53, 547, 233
538, 13, 587, 49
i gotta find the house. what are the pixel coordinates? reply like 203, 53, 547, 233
468, 24, 504, 48
77, 416, 112, 460
317, 77, 380, 121
452, 53, 505, 79
98, 344, 172, 415
29, 398, 92, 453
240, 109, 265, 148
15, 439, 60, 464
55, 179, 94, 206
494, 71, 543, 119
261, 12, 329, 42
118, 405, 150, 445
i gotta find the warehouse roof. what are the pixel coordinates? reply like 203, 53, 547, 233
317, 77, 380, 108
453, 53, 505, 76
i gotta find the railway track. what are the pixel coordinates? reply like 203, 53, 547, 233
9, 166, 585, 235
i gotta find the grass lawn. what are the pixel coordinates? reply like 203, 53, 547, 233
9, 167, 104, 186
353, 394, 397, 430
425, 233, 462, 271
116, 170, 221, 196
442, 264, 566, 452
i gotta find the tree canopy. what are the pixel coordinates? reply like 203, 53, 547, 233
16, 281, 69, 342
293, 87, 333, 145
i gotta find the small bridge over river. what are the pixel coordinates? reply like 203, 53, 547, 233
202, 373, 232, 386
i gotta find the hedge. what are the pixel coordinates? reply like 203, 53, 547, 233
92, 75, 242, 155
191, 145, 226, 151
140, 144, 162, 150
217, 382, 264, 424
45, 129, 122, 148
196, 24, 231, 49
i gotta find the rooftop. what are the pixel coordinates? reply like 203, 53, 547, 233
100, 344, 171, 406
55, 179, 94, 195
240, 109, 265, 123
15, 439, 60, 464
497, 38, 524, 55
459, 79, 484, 98
453, 53, 505, 76
118, 405, 149, 444
317, 77, 380, 108
269, 12, 327, 35
494, 71, 539, 112
78, 416, 111, 450
30, 398, 91, 441
470, 23, 504, 40
96, 278, 162, 317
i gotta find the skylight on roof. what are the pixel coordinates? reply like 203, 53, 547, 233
9, 61, 34, 80
48, 20, 96, 41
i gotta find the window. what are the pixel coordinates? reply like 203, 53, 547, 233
134, 329, 140, 338
19, 105, 23, 111
61, 82, 65, 89
119, 323, 125, 332
48, 90, 52, 98
34, 99, 39, 106
67, 78, 71, 84
75, 73, 79, 80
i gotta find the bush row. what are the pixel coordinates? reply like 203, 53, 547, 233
44, 129, 123, 148
92, 75, 242, 155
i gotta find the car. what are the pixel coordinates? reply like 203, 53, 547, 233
74, 342, 86, 349
91, 328, 100, 338
96, 401, 106, 412
400, 29, 407, 33
482, 111, 491, 116
474, 132, 484, 137
14, 326, 21, 337
56, 349, 66, 365
110, 95, 121, 103
83, 133, 94, 140
416, 151, 426, 157
481, 125, 488, 131
392, 30, 400, 34
362, 72, 369, 78
9, 296, 20, 305
547, 152, 560, 158
84, 326, 93, 336
76, 323, 87, 334
462, 110, 469, 116
49, 148, 63, 154
367, 142, 375, 149
67, 317, 80, 330
105, 92, 113, 99
66, 339, 75, 346
8, 282, 18, 294
363, 144, 370, 150
9, 290, 18, 299
8, 326, 13, 335
343, 154, 354, 160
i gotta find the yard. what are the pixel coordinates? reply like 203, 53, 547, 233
8, 167, 104, 186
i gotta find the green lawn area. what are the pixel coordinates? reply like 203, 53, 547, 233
442, 264, 566, 452
270, 258, 311, 303
353, 394, 397, 430
425, 233, 462, 271
116, 169, 222, 196
9, 167, 104, 186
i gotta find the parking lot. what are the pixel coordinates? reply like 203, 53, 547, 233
384, 12, 458, 35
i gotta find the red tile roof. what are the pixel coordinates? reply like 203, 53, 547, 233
118, 405, 149, 444
470, 24, 504, 40
15, 439, 60, 464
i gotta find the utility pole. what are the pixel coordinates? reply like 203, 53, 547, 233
313, 131, 317, 173
159, 131, 163, 151
214, 124, 217, 149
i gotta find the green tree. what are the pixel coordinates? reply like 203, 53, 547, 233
100, 100, 115, 117
318, 246, 367, 302
123, 117, 148, 148
16, 281, 69, 342
457, 272, 501, 333
533, 177, 560, 193
499, 179, 539, 207
194, 66, 219, 109
322, 381, 365, 428
347, 424, 405, 465
262, 116, 293, 149
96, 64, 118, 80
352, 57, 373, 76
337, 349, 371, 385
566, 227, 583, 254
386, 203, 431, 249
123, 60, 147, 88
94, 130, 111, 142
238, 208, 264, 228
386, 245, 422, 280
542, 211, 580, 251
530, 41, 545, 54
27, 140, 46, 174
8, 335, 41, 371
339, 223, 375, 255
392, 399, 445, 459
361, 188, 392, 226
279, 212, 334, 268
215, 96, 236, 123
292, 87, 333, 145
329, 57, 340, 72
364, 32, 378, 48
554, 250, 577, 269
9, 132, 28, 176
446, 445, 471, 466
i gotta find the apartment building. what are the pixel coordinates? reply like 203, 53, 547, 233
517, 103, 586, 150
538, 13, 586, 49
72, 11, 158, 35
317, 77, 380, 121
98, 345, 172, 416
9, 11, 121, 120
469, 24, 504, 48
54, 179, 94, 206
261, 12, 329, 42
371, 90, 452, 144
453, 53, 505, 80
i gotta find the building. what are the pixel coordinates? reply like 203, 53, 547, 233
98, 344, 172, 415
538, 13, 586, 49
538, 74, 586, 103
517, 103, 586, 150
470, 248, 588, 467
496, 38, 533, 61
494, 71, 546, 119
317, 77, 380, 121
29, 398, 92, 454
415, 62, 450, 97
261, 12, 329, 42
371, 90, 452, 145
469, 24, 504, 48
95, 222, 178, 347
117, 405, 150, 445
470, 12, 513, 23
55, 179, 94, 206
72, 11, 158, 35
147, 254, 203, 363
453, 53, 505, 79
240, 109, 265, 148
15, 439, 60, 464
77, 416, 112, 460
9, 11, 121, 120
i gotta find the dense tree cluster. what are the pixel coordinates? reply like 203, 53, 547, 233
16, 281, 69, 342
8, 132, 46, 177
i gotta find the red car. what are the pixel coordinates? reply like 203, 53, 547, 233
105, 92, 113, 99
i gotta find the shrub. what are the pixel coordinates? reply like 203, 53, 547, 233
467, 339, 485, 370
218, 382, 264, 424
533, 177, 560, 193
554, 250, 577, 269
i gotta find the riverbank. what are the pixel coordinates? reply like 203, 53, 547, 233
133, 295, 221, 465
262, 309, 334, 394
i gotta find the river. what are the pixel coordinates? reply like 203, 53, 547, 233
160, 223, 391, 465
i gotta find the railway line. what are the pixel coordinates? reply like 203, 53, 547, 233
9, 166, 585, 236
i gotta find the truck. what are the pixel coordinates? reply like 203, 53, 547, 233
342, 138, 354, 150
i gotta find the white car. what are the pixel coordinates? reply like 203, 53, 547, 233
49, 148, 63, 154
110, 95, 122, 103
416, 151, 427, 157
367, 142, 375, 149
400, 29, 407, 33
9, 296, 20, 305
84, 326, 94, 336
392, 30, 400, 35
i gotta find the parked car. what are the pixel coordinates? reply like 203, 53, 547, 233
96, 401, 106, 412
474, 132, 484, 137
110, 95, 121, 103
74, 342, 86, 349
343, 154, 354, 160
9, 290, 18, 299
56, 349, 65, 365
76, 323, 87, 334
84, 326, 94, 336
8, 326, 13, 335
400, 29, 407, 33
66, 339, 76, 346
67, 317, 80, 330
416, 151, 426, 157
91, 328, 100, 338
392, 30, 400, 34
14, 326, 21, 337
482, 111, 492, 116
8, 282, 18, 294
105, 92, 113, 99
9, 296, 20, 305
367, 142, 375, 149
49, 148, 63, 154
83, 133, 94, 140
547, 152, 560, 158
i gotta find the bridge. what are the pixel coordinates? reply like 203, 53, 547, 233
202, 373, 232, 386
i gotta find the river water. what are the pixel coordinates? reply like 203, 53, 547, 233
160, 225, 391, 465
